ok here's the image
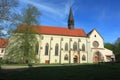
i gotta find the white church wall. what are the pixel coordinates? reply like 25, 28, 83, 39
86, 38, 93, 63
5, 28, 114, 64
50, 36, 61, 63
39, 35, 51, 63
80, 53, 88, 63
38, 34, 90, 64
0, 48, 5, 58
79, 38, 88, 63
88, 30, 105, 62
60, 37, 69, 63
89, 30, 104, 48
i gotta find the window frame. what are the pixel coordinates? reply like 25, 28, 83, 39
64, 54, 68, 60
55, 43, 59, 56
73, 42, 77, 51
82, 44, 85, 51
45, 43, 49, 55
65, 43, 68, 51
82, 55, 86, 61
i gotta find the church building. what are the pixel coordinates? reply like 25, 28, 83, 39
6, 7, 115, 64
34, 8, 115, 64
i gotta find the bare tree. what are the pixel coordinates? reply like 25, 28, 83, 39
0, 0, 18, 21
0, 0, 18, 37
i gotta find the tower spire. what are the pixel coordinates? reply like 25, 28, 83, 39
68, 7, 74, 30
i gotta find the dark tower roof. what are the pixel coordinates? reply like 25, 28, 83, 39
68, 7, 74, 30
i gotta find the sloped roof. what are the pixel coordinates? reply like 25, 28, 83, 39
17, 25, 87, 37
99, 48, 115, 57
0, 38, 8, 48
87, 29, 103, 39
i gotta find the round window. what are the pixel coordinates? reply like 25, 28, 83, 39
93, 41, 99, 48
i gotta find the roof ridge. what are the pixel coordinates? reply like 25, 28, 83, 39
34, 25, 84, 30
17, 25, 87, 37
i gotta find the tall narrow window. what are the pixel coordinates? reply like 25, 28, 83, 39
45, 43, 49, 55
82, 44, 85, 51
35, 42, 39, 55
82, 55, 86, 61
55, 43, 59, 56
65, 43, 68, 51
73, 42, 77, 51
64, 54, 68, 60
1, 49, 4, 53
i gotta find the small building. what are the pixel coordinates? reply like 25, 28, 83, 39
0, 38, 7, 59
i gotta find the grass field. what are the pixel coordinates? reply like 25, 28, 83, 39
0, 63, 120, 80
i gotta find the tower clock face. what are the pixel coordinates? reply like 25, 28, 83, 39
93, 41, 99, 48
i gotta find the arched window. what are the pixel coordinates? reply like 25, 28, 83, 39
82, 44, 85, 51
82, 55, 86, 61
1, 49, 4, 53
45, 43, 49, 55
55, 43, 59, 56
65, 43, 68, 51
64, 54, 68, 60
35, 42, 39, 55
73, 42, 77, 51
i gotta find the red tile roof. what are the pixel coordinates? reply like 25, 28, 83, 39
34, 26, 86, 37
17, 25, 87, 37
0, 38, 8, 48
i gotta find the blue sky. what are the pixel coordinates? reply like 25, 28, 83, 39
18, 0, 120, 43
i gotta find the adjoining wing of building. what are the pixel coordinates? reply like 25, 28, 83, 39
2, 7, 115, 64
0, 38, 8, 59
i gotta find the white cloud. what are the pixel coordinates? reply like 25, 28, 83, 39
19, 0, 73, 26
18, 0, 76, 26
19, 0, 74, 18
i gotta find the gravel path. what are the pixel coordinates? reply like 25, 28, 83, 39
1, 66, 29, 69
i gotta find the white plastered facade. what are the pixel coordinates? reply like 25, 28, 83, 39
88, 29, 115, 63
5, 29, 115, 64
0, 48, 5, 59
36, 29, 115, 64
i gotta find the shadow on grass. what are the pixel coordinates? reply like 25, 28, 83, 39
0, 63, 120, 80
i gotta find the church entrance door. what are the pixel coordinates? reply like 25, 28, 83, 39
93, 51, 103, 62
73, 56, 78, 63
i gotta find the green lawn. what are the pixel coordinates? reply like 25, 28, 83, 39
0, 63, 120, 80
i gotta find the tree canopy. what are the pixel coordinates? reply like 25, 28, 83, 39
0, 0, 18, 21
0, 0, 19, 38
5, 4, 40, 64
105, 37, 120, 61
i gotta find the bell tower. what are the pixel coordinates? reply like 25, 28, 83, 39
68, 7, 74, 30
